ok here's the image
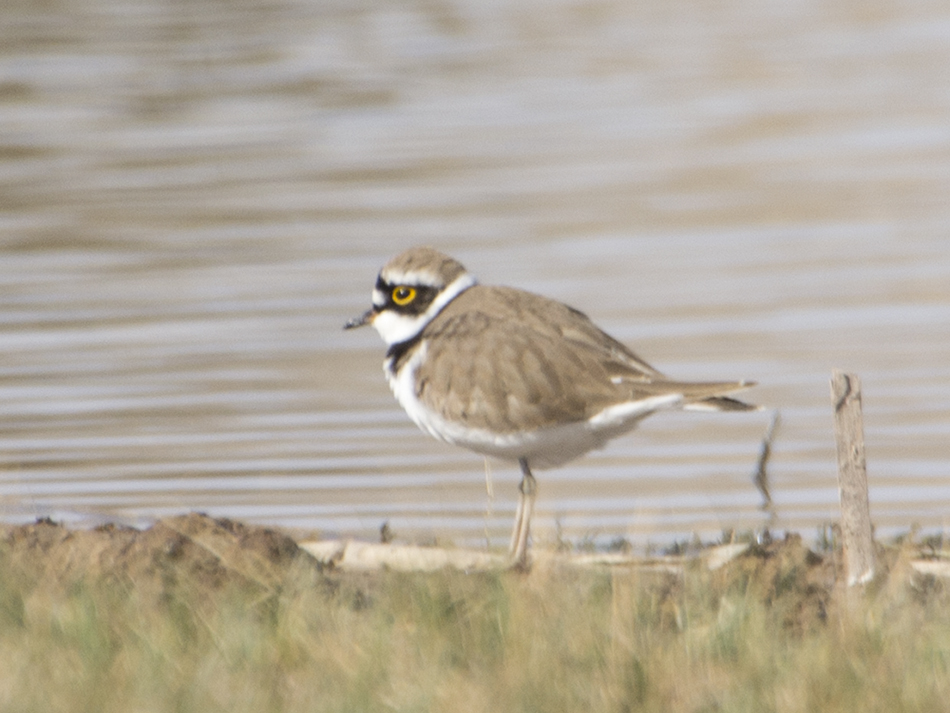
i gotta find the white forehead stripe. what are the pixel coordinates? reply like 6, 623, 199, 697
380, 267, 446, 288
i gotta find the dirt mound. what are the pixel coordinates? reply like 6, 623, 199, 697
0, 513, 324, 606
715, 533, 838, 632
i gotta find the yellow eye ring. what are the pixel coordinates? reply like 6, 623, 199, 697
392, 286, 416, 306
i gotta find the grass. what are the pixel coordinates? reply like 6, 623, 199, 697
1, 522, 949, 712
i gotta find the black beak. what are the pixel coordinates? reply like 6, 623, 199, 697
344, 308, 375, 330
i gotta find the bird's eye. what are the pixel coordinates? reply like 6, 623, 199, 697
392, 286, 416, 306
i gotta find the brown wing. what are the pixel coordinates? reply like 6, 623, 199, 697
412, 286, 753, 434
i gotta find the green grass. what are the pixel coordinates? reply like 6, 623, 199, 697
1, 538, 949, 713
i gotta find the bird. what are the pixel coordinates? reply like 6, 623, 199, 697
345, 246, 757, 566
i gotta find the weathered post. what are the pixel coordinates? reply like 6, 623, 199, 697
830, 369, 875, 586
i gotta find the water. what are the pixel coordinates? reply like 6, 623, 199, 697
2, 0, 950, 548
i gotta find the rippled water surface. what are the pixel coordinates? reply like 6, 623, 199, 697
2, 0, 950, 548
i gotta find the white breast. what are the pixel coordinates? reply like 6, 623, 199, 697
385, 342, 444, 442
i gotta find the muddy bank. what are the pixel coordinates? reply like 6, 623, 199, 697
3, 513, 945, 620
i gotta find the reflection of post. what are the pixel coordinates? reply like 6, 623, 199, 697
830, 370, 875, 586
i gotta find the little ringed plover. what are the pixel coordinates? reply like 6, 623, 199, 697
346, 246, 757, 566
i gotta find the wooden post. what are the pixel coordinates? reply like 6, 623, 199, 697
830, 370, 875, 586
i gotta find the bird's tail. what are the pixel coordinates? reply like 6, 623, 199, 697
684, 395, 759, 412
619, 378, 759, 412
678, 380, 759, 412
